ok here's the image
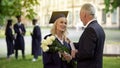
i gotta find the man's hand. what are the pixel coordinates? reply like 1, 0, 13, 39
19, 28, 22, 34
71, 49, 78, 58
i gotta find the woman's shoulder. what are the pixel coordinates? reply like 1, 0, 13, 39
44, 34, 52, 39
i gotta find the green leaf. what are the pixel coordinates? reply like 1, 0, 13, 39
0, 0, 40, 25
104, 0, 120, 13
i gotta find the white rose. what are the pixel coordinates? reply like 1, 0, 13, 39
46, 36, 55, 45
41, 45, 49, 52
46, 38, 53, 45
46, 36, 55, 41
50, 36, 55, 41
41, 39, 48, 46
41, 44, 45, 48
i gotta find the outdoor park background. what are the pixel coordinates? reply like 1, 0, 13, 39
0, 0, 120, 68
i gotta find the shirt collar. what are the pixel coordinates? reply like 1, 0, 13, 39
34, 24, 39, 26
84, 18, 96, 28
55, 35, 64, 45
17, 22, 21, 25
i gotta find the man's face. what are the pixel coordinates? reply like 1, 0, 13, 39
32, 22, 35, 25
18, 17, 21, 22
80, 11, 86, 26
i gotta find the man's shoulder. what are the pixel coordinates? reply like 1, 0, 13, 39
87, 21, 101, 29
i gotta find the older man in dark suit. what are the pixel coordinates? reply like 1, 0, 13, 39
71, 3, 105, 68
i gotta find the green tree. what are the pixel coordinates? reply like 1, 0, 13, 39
0, 0, 40, 26
104, 0, 120, 13
104, 0, 120, 29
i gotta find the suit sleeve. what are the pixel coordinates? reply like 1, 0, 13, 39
75, 27, 97, 61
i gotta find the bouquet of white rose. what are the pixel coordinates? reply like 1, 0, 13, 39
41, 35, 69, 53
41, 35, 77, 68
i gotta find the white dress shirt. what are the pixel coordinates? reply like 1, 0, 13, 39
84, 18, 96, 28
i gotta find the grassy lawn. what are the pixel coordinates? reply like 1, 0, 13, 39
0, 56, 120, 68
103, 57, 120, 68
0, 29, 5, 38
0, 55, 43, 68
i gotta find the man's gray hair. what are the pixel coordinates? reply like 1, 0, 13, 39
81, 3, 95, 16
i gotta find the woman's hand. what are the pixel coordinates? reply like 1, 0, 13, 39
61, 52, 72, 61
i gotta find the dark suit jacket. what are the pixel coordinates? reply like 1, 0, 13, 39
74, 20, 105, 68
31, 25, 42, 56
14, 23, 26, 50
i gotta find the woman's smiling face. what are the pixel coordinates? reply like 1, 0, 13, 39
55, 17, 67, 32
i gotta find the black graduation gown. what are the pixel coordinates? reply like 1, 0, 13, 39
42, 34, 74, 68
31, 25, 42, 56
5, 27, 14, 55
14, 23, 26, 50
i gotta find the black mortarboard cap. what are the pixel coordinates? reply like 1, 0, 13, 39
32, 19, 37, 22
7, 19, 12, 26
16, 15, 21, 19
7, 19, 12, 23
49, 11, 68, 24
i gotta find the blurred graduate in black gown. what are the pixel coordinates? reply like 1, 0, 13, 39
5, 19, 14, 59
13, 15, 26, 59
31, 19, 42, 62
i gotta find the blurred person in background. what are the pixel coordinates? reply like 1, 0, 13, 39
5, 19, 14, 60
31, 19, 42, 62
13, 15, 26, 59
